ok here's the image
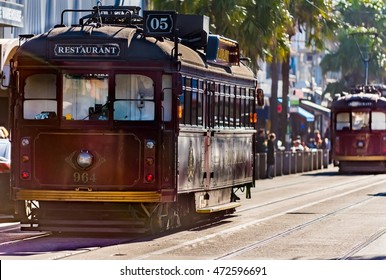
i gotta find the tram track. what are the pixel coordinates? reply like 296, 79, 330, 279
337, 227, 386, 260
239, 174, 376, 213
2, 172, 386, 260
129, 176, 386, 260
216, 195, 376, 259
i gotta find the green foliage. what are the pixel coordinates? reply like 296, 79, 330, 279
321, 0, 386, 85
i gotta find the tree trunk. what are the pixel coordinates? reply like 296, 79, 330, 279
270, 60, 279, 136
281, 53, 290, 149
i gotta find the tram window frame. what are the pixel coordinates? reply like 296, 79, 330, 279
229, 86, 236, 128
351, 111, 370, 131
245, 88, 252, 127
23, 73, 58, 120
219, 89, 225, 128
206, 82, 215, 128
224, 85, 230, 128
162, 74, 172, 122
235, 87, 241, 127
240, 87, 247, 127
179, 76, 204, 127
214, 84, 220, 128
371, 111, 386, 130
62, 73, 110, 121
248, 88, 255, 127
114, 74, 155, 121
335, 112, 350, 131
191, 78, 198, 126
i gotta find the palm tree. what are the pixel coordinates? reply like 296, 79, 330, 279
321, 0, 386, 91
275, 0, 335, 145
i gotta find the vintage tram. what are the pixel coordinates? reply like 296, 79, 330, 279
330, 85, 386, 173
9, 5, 263, 232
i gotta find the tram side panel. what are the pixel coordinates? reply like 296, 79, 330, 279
211, 132, 253, 187
177, 130, 253, 212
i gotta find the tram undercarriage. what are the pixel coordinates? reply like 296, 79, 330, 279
16, 190, 241, 234
338, 160, 386, 174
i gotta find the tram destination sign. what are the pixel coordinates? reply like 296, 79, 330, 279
53, 43, 121, 57
348, 101, 373, 107
206, 35, 240, 66
143, 11, 176, 37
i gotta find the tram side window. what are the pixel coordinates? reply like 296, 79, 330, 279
235, 87, 241, 127
229, 86, 236, 127
191, 79, 198, 126
179, 77, 203, 126
240, 88, 247, 127
224, 85, 230, 127
371, 112, 386, 130
162, 75, 172, 122
63, 74, 109, 120
352, 112, 370, 131
214, 84, 220, 127
336, 113, 350, 131
114, 74, 154, 121
23, 74, 57, 120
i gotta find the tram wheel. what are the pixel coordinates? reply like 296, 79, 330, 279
149, 215, 162, 233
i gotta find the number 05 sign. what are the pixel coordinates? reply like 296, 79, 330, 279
143, 11, 176, 37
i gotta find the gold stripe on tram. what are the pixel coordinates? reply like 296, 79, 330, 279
334, 155, 386, 161
15, 189, 162, 202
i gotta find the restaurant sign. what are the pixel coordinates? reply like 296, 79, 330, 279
54, 43, 121, 57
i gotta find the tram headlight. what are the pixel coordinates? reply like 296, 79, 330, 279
76, 150, 94, 169
21, 138, 30, 146
357, 140, 365, 148
146, 140, 155, 149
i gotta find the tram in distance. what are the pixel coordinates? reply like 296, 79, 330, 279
9, 5, 264, 233
330, 84, 386, 173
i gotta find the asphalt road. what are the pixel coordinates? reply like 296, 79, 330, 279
1, 165, 386, 260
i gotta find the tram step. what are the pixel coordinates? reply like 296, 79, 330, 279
196, 202, 241, 214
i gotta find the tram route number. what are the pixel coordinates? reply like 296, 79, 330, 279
73, 172, 96, 183
143, 11, 176, 37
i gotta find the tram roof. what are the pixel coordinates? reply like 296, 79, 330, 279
13, 25, 255, 80
331, 93, 386, 110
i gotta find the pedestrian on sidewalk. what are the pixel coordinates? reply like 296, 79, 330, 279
266, 133, 276, 179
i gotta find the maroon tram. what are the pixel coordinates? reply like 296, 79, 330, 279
330, 85, 386, 173
9, 5, 263, 232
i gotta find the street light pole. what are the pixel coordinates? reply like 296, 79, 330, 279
351, 31, 377, 85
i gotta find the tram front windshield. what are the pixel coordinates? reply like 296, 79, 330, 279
23, 73, 155, 122
336, 111, 386, 131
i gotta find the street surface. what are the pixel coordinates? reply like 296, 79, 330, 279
1, 165, 386, 260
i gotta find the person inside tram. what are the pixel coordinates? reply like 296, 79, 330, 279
0, 126, 9, 139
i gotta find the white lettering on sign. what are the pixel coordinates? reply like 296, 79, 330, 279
0, 6, 23, 23
54, 44, 121, 57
